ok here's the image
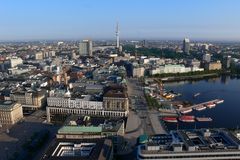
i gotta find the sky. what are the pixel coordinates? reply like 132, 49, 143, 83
0, 0, 240, 41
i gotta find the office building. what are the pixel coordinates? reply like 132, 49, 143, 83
132, 66, 145, 78
79, 40, 93, 56
46, 88, 128, 123
42, 116, 125, 159
223, 55, 232, 69
0, 60, 8, 72
9, 57, 23, 68
205, 61, 222, 70
137, 129, 240, 160
142, 40, 148, 48
42, 138, 113, 160
10, 89, 47, 111
186, 59, 201, 68
35, 52, 44, 60
0, 101, 23, 125
49, 51, 56, 57
53, 115, 124, 156
56, 115, 125, 140
8, 67, 29, 75
103, 85, 129, 114
202, 53, 211, 63
46, 95, 103, 123
149, 64, 191, 75
183, 38, 190, 54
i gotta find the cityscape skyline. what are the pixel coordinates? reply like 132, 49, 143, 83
1, 0, 240, 41
1, 1, 240, 158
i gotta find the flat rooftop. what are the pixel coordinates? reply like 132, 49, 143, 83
42, 138, 112, 160
140, 129, 240, 154
49, 89, 99, 101
0, 100, 18, 110
57, 115, 126, 135
103, 85, 128, 98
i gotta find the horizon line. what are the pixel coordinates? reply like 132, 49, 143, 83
1, 38, 240, 43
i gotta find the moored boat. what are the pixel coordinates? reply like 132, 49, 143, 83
195, 105, 206, 111
162, 93, 167, 96
179, 115, 195, 122
180, 108, 192, 114
193, 93, 201, 97
162, 117, 178, 123
206, 103, 216, 108
165, 94, 174, 99
215, 99, 224, 104
196, 117, 213, 122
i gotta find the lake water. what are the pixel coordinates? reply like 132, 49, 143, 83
164, 76, 240, 130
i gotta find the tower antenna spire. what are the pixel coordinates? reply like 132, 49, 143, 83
116, 22, 120, 49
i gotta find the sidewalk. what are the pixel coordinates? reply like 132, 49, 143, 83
125, 111, 141, 133
149, 111, 167, 134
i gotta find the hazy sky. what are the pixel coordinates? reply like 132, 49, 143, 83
1, 0, 240, 41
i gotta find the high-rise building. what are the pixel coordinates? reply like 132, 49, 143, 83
142, 40, 148, 48
49, 51, 56, 57
35, 52, 43, 60
116, 22, 120, 49
183, 38, 190, 54
79, 40, 92, 56
202, 53, 211, 63
71, 51, 77, 60
223, 55, 231, 69
9, 57, 23, 68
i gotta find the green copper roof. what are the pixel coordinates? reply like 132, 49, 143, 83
58, 126, 102, 134
138, 134, 148, 144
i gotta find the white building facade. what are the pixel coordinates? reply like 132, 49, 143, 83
46, 97, 127, 122
9, 57, 23, 68
149, 64, 204, 75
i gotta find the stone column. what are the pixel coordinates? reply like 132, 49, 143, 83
46, 107, 51, 123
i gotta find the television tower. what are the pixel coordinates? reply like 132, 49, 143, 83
116, 22, 120, 49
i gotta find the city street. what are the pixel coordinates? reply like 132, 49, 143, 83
120, 78, 167, 157
125, 78, 167, 150
126, 78, 153, 136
